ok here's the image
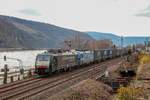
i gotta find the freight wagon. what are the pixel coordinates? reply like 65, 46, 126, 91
93, 50, 102, 63
80, 51, 94, 65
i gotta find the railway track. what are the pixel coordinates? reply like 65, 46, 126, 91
0, 78, 35, 89
0, 58, 122, 100
0, 63, 100, 96
28, 59, 120, 100
0, 63, 104, 100
19, 62, 108, 99
28, 61, 118, 100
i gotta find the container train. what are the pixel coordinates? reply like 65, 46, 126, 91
34, 48, 129, 77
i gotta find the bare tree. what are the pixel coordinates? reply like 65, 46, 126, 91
63, 33, 114, 50
63, 33, 91, 50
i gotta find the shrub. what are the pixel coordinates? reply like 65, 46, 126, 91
138, 53, 150, 64
116, 87, 144, 100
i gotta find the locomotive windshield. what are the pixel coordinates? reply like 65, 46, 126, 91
37, 55, 49, 61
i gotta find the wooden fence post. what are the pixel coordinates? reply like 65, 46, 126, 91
3, 64, 9, 84
10, 76, 14, 82
18, 75, 20, 80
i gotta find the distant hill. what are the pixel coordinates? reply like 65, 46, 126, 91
0, 15, 93, 48
87, 32, 148, 46
0, 15, 148, 49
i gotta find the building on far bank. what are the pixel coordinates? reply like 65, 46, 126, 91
145, 38, 150, 51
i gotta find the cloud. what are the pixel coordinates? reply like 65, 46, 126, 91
136, 12, 150, 17
18, 9, 41, 16
136, 5, 150, 17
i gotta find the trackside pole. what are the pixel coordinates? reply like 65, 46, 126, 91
3, 64, 8, 84
3, 56, 9, 84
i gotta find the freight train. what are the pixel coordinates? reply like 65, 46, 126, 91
34, 48, 129, 77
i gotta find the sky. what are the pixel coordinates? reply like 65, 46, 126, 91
0, 0, 150, 36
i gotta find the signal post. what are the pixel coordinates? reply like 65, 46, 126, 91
1, 56, 9, 84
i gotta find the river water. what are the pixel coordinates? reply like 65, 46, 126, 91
0, 50, 46, 73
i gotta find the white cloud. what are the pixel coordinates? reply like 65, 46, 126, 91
0, 0, 150, 36
18, 9, 41, 16
136, 5, 150, 17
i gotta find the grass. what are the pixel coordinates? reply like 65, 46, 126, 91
138, 53, 150, 65
116, 87, 144, 100
49, 79, 113, 100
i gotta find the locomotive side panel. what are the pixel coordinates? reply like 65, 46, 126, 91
55, 54, 76, 71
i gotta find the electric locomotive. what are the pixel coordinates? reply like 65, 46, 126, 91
35, 52, 77, 76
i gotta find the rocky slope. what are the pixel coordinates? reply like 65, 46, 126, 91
0, 15, 93, 48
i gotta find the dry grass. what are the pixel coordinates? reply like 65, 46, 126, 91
137, 64, 150, 80
137, 53, 150, 79
116, 86, 145, 100
127, 53, 150, 100
138, 53, 150, 65
49, 79, 113, 100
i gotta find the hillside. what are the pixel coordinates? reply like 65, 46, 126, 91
87, 32, 148, 46
0, 15, 93, 48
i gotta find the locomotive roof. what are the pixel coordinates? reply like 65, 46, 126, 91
39, 51, 75, 56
